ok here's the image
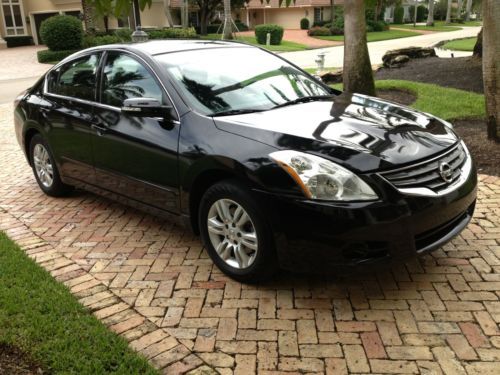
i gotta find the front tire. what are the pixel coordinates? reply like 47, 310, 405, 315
199, 180, 277, 283
29, 134, 72, 197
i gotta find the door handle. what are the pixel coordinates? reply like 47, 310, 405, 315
91, 123, 107, 135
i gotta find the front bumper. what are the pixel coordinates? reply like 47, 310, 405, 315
257, 161, 477, 273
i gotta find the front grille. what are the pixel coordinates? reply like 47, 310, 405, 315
380, 143, 467, 192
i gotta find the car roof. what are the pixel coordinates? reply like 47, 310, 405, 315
87, 39, 254, 56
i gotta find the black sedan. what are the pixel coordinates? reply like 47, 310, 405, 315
14, 40, 477, 282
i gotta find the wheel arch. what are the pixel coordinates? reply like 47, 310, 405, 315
24, 127, 41, 166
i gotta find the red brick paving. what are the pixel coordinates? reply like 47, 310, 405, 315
1, 103, 500, 374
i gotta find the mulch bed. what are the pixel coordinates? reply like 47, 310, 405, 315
377, 88, 417, 106
375, 56, 484, 93
453, 119, 500, 176
0, 344, 44, 375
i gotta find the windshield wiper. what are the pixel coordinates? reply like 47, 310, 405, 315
271, 95, 335, 110
212, 108, 267, 117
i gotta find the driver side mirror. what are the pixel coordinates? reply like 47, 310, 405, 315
121, 98, 175, 119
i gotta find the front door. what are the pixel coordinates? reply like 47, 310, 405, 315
33, 12, 58, 44
92, 51, 180, 213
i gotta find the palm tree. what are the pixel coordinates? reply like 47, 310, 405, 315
343, 0, 375, 96
482, 0, 500, 140
427, 0, 435, 26
445, 0, 452, 23
457, 0, 463, 18
222, 0, 233, 40
81, 0, 95, 32
465, 0, 473, 21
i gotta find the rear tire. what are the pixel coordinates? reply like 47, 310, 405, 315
199, 179, 278, 283
29, 134, 73, 197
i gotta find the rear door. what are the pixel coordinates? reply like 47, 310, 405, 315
91, 51, 180, 213
42, 52, 101, 183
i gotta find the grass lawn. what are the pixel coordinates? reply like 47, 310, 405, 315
441, 37, 477, 51
434, 20, 482, 27
391, 23, 461, 32
202, 34, 309, 52
316, 29, 420, 43
332, 80, 485, 121
0, 232, 158, 374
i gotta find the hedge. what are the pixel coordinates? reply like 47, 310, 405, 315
308, 26, 331, 37
37, 49, 78, 63
254, 24, 284, 45
4, 36, 33, 47
147, 27, 197, 39
83, 34, 121, 48
40, 15, 83, 51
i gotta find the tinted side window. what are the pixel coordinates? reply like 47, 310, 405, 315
101, 53, 164, 107
48, 54, 100, 101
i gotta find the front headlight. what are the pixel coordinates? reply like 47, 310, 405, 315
270, 150, 378, 201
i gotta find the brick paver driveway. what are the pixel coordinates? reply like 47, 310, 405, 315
1, 103, 499, 374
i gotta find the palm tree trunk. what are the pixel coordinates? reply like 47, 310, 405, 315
330, 0, 335, 22
445, 0, 452, 23
163, 0, 174, 27
81, 0, 95, 32
465, 0, 472, 21
482, 0, 500, 140
457, 0, 463, 19
426, 0, 435, 26
222, 0, 233, 39
343, 0, 375, 96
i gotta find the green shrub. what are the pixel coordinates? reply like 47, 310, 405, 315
254, 24, 284, 45
40, 15, 83, 51
367, 20, 389, 32
312, 20, 328, 27
394, 6, 405, 24
235, 21, 249, 31
308, 26, 332, 37
416, 5, 427, 22
330, 27, 344, 36
114, 28, 133, 42
300, 17, 310, 30
147, 27, 197, 39
37, 49, 78, 63
83, 34, 121, 48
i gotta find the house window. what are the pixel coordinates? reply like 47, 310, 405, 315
313, 7, 323, 23
1, 0, 25, 36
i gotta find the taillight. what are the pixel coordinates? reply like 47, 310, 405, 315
14, 89, 28, 107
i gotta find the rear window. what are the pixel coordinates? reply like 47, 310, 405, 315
47, 54, 100, 101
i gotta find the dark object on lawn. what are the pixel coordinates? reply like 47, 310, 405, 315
382, 47, 437, 68
320, 70, 343, 84
473, 28, 482, 58
0, 343, 44, 374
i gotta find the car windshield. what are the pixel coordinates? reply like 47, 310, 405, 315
155, 46, 331, 116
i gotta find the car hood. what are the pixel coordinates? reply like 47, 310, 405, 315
213, 93, 459, 173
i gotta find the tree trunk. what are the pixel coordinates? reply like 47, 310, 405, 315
465, 0, 472, 21
330, 0, 335, 22
482, 0, 500, 140
445, 0, 452, 23
181, 0, 189, 28
343, 0, 375, 96
163, 0, 174, 27
132, 0, 141, 27
375, 0, 383, 22
413, 0, 417, 27
81, 0, 95, 32
457, 0, 463, 19
222, 0, 233, 39
199, 4, 208, 35
426, 0, 435, 26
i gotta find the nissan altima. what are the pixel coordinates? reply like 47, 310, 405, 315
14, 40, 477, 282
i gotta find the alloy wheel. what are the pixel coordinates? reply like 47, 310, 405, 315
33, 144, 54, 188
207, 198, 258, 269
